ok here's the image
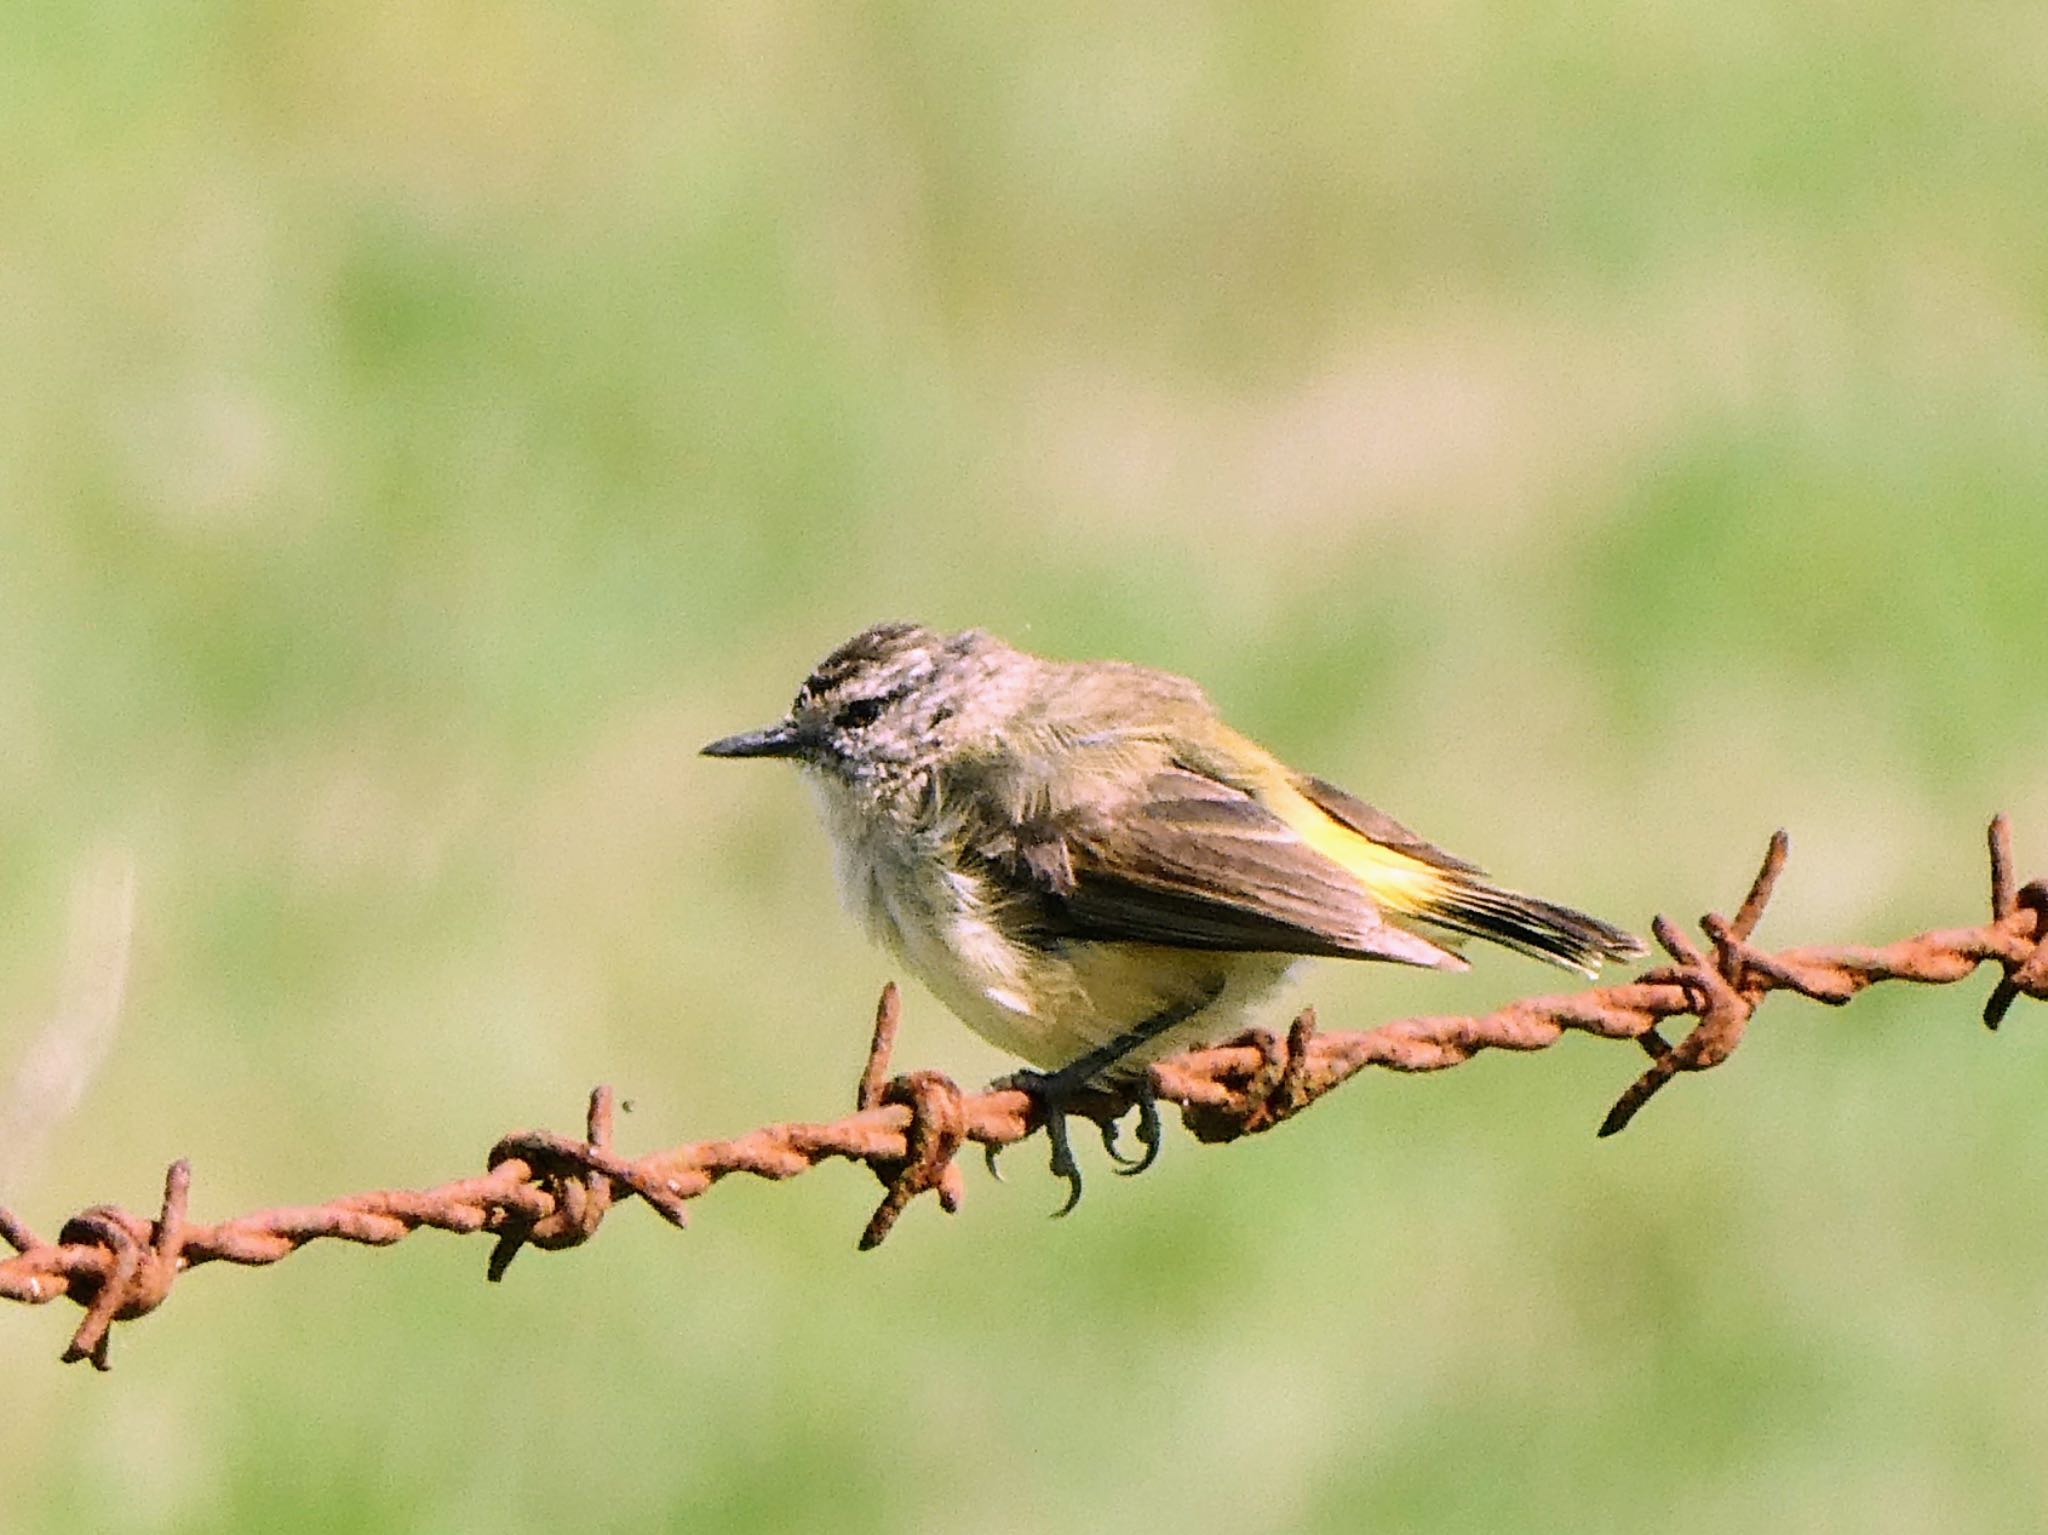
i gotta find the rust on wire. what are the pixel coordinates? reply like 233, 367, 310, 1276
3, 817, 2043, 1369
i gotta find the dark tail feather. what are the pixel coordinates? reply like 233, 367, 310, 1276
1416, 878, 1645, 977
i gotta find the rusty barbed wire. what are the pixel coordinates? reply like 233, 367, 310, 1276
3, 816, 2043, 1369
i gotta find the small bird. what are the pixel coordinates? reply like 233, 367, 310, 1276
704, 621, 1643, 1208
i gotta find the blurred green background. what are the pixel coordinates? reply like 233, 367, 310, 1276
5, 2, 2047, 1531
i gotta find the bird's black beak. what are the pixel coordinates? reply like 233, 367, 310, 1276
700, 720, 806, 760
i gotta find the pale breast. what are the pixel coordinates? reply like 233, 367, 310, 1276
808, 772, 1044, 1044
804, 770, 1306, 1075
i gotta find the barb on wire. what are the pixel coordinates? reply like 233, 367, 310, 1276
3, 817, 2043, 1369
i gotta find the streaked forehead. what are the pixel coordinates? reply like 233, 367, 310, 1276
794, 621, 940, 705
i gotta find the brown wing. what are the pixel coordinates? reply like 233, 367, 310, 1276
1295, 775, 1485, 874
982, 768, 1466, 970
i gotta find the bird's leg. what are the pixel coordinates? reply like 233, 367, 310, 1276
988, 985, 1219, 1214
982, 1062, 1115, 1217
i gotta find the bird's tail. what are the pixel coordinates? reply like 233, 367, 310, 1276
1395, 871, 1646, 977
1276, 771, 1646, 978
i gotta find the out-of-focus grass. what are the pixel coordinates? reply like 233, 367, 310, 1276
5, 4, 2047, 1531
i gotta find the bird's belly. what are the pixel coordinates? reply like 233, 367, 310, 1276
818, 798, 1303, 1073
905, 920, 1305, 1075
1039, 943, 1305, 1075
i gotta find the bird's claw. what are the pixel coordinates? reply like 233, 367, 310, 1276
988, 1070, 1167, 1212
1111, 1085, 1162, 1178
990, 1067, 1089, 1216
1045, 1112, 1084, 1218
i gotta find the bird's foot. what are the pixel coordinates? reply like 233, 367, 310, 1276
1099, 1080, 1163, 1177
981, 989, 1215, 1210
983, 1065, 1164, 1216
985, 1065, 1090, 1215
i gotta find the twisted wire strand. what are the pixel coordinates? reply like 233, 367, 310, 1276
3, 818, 2041, 1369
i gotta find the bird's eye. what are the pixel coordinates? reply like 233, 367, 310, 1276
835, 696, 887, 730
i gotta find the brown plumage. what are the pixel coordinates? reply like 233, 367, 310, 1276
705, 621, 1643, 1078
